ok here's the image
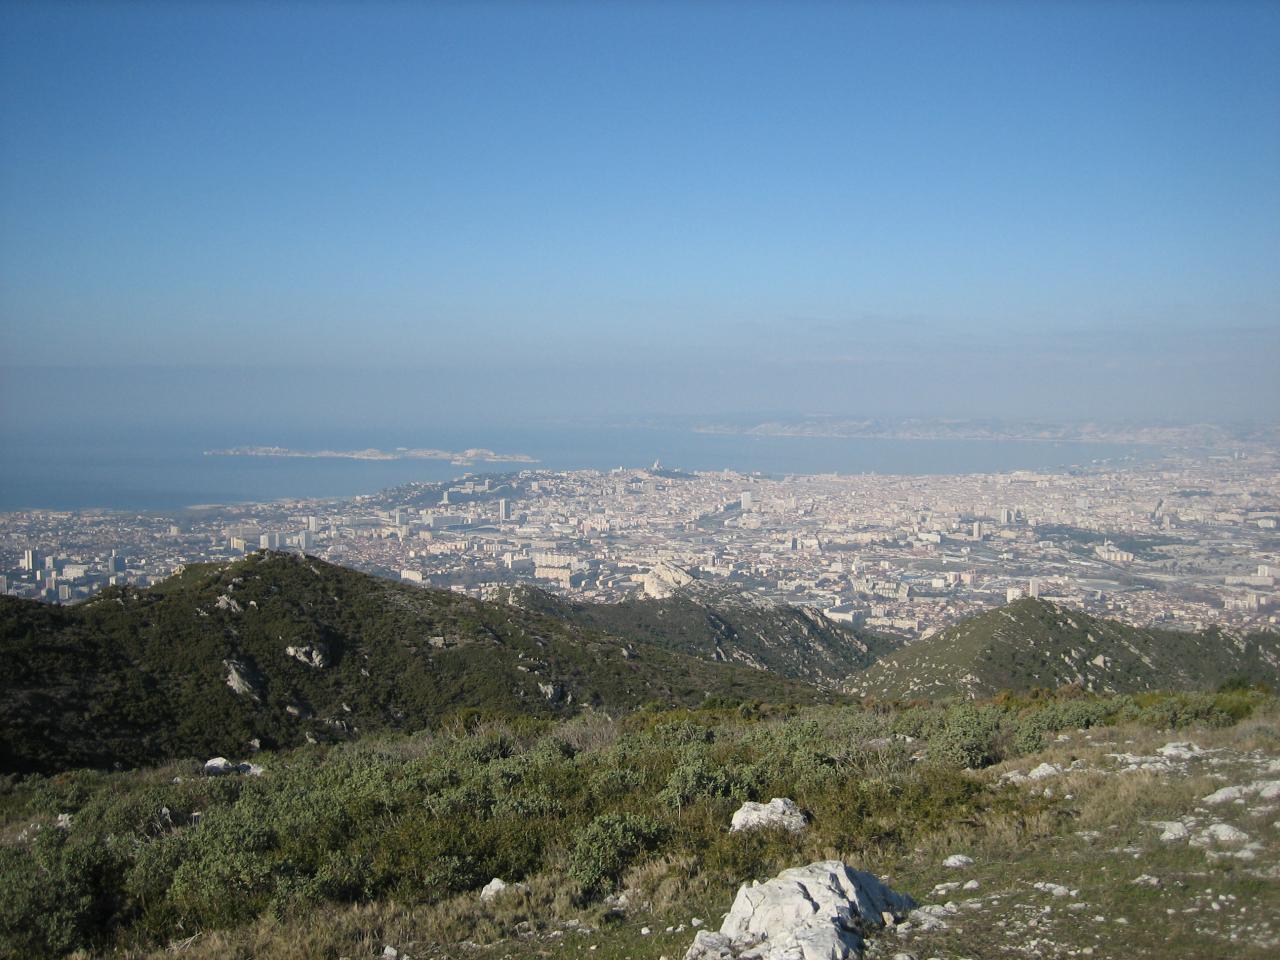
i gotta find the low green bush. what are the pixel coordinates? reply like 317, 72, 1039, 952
568, 813, 665, 895
0, 688, 1269, 957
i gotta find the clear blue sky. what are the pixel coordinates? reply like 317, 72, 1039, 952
1, 1, 1277, 426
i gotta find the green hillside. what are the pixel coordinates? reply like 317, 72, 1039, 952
505, 582, 900, 688
850, 597, 1280, 700
0, 552, 836, 775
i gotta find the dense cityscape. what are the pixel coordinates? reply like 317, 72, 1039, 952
5, 443, 1277, 639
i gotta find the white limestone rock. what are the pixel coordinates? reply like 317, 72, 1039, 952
730, 798, 808, 834
1033, 881, 1077, 897
1150, 820, 1190, 842
684, 930, 735, 960
223, 658, 261, 700
1157, 742, 1204, 760
285, 643, 328, 668
683, 860, 914, 960
480, 877, 527, 901
1202, 785, 1247, 805
1193, 823, 1250, 847
942, 854, 973, 868
214, 594, 242, 614
204, 757, 235, 776
1027, 762, 1063, 781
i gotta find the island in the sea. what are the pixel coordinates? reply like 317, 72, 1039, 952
204, 446, 538, 465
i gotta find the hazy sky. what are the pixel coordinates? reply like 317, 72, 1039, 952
2, 1, 1278, 428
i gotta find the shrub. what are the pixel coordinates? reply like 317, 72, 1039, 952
929, 704, 1002, 768
657, 750, 746, 809
568, 813, 665, 895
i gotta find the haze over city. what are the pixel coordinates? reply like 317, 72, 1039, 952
2, 1, 1278, 434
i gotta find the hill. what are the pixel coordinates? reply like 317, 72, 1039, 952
505, 580, 900, 689
0, 552, 837, 775
850, 597, 1280, 700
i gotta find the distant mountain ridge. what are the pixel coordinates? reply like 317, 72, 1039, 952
506, 579, 901, 689
850, 597, 1280, 701
0, 553, 837, 775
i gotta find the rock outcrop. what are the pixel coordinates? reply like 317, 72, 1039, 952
730, 797, 807, 833
683, 860, 915, 960
223, 658, 261, 700
285, 643, 328, 669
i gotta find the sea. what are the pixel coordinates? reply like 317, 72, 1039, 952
0, 423, 1156, 513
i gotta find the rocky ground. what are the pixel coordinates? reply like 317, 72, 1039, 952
89, 714, 1280, 960
861, 720, 1280, 960
465, 719, 1280, 960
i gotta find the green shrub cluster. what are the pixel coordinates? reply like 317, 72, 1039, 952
0, 688, 1270, 957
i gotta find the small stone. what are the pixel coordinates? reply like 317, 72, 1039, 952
942, 854, 974, 868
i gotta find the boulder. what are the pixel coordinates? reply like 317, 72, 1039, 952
204, 757, 235, 776
683, 860, 915, 960
942, 854, 973, 868
480, 876, 528, 901
730, 798, 807, 834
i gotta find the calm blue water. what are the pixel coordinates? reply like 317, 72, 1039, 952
0, 424, 1154, 512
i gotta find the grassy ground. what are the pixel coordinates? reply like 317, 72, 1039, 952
3, 694, 1266, 960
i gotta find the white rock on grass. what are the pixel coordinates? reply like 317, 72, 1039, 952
1149, 820, 1189, 842
683, 860, 915, 960
1255, 781, 1280, 800
1202, 786, 1247, 805
942, 854, 973, 868
1157, 742, 1205, 760
730, 798, 808, 833
905, 903, 955, 932
480, 877, 528, 901
1192, 823, 1250, 847
1202, 781, 1280, 807
204, 757, 235, 776
1033, 881, 1077, 898
1027, 762, 1063, 781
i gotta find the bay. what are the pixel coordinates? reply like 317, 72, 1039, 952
0, 423, 1154, 512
